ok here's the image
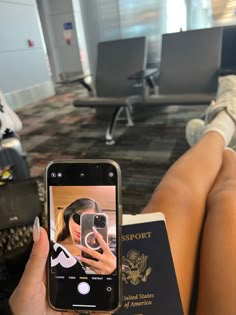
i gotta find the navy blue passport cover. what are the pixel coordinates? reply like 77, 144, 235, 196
115, 217, 183, 315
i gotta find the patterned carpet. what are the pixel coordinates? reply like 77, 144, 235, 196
17, 83, 206, 214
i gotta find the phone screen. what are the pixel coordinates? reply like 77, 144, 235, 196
46, 160, 122, 312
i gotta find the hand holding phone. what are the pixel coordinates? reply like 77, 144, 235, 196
46, 159, 122, 313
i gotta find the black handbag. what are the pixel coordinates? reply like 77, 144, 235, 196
0, 177, 42, 230
0, 146, 43, 300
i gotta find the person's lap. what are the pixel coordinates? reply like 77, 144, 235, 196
142, 185, 205, 314
196, 149, 236, 315
143, 148, 236, 315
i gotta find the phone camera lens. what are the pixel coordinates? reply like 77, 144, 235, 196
51, 172, 56, 178
80, 173, 85, 177
94, 215, 106, 228
108, 172, 114, 178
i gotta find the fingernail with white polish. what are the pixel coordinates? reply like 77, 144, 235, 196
33, 216, 40, 243
92, 226, 98, 234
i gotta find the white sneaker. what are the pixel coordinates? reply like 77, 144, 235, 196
186, 76, 236, 147
205, 100, 225, 124
185, 119, 205, 147
206, 76, 236, 124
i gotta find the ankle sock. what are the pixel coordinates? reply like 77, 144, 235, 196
204, 110, 235, 146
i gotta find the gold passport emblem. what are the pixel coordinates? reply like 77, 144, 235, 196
122, 249, 152, 285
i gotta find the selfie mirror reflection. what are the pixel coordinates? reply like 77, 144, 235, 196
50, 186, 117, 276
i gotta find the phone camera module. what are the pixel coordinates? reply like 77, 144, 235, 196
94, 215, 106, 228
108, 172, 114, 178
51, 172, 56, 178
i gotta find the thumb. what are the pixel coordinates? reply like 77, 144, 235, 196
19, 218, 49, 288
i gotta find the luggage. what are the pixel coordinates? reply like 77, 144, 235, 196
0, 90, 22, 139
0, 91, 42, 299
0, 89, 25, 156
0, 147, 43, 300
1, 136, 26, 157
0, 147, 30, 180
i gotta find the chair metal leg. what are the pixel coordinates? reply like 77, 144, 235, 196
105, 105, 135, 145
125, 106, 134, 127
105, 106, 124, 145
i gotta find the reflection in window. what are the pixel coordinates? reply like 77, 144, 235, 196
98, 0, 213, 65
166, 0, 186, 33
186, 0, 212, 30
119, 0, 165, 65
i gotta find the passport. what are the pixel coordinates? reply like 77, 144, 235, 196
115, 213, 183, 315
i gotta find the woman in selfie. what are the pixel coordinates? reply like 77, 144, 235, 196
51, 197, 116, 275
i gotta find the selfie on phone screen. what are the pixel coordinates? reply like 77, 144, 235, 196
46, 160, 121, 312
50, 187, 116, 275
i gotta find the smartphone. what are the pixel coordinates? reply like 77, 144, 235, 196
46, 159, 122, 313
80, 213, 108, 260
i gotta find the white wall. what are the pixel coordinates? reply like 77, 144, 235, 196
0, 0, 55, 109
38, 0, 83, 82
79, 0, 103, 77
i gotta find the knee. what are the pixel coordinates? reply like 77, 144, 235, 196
222, 149, 236, 174
207, 184, 236, 213
206, 196, 236, 239
208, 149, 236, 204
223, 148, 236, 163
149, 177, 200, 212
207, 175, 236, 228
207, 185, 236, 219
222, 149, 236, 179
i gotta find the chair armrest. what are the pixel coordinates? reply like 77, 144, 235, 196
60, 74, 90, 83
128, 68, 159, 80
61, 74, 94, 95
128, 68, 159, 91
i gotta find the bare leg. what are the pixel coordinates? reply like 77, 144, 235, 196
195, 149, 236, 315
142, 131, 225, 314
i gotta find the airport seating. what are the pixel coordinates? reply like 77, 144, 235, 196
73, 37, 147, 144
220, 25, 236, 75
144, 27, 223, 106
